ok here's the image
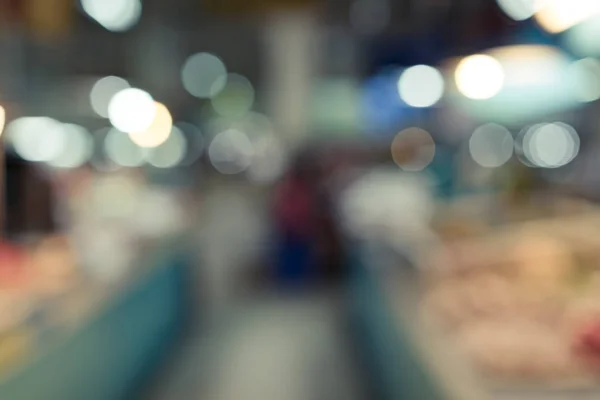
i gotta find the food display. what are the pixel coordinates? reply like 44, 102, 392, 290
0, 169, 189, 380
421, 214, 600, 386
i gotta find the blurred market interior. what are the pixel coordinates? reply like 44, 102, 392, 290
6, 0, 600, 399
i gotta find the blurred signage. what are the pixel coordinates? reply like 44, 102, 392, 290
204, 0, 318, 15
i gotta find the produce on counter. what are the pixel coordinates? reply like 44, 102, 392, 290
0, 241, 30, 289
421, 217, 600, 383
458, 319, 581, 380
574, 319, 600, 368
29, 235, 79, 298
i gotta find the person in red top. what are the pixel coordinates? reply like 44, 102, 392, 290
273, 154, 318, 287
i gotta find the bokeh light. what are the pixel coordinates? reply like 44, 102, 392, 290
496, 0, 540, 21
108, 88, 155, 133
455, 55, 505, 100
515, 124, 541, 167
47, 124, 93, 169
204, 112, 282, 178
129, 102, 173, 148
247, 135, 287, 183
454, 46, 579, 123
175, 122, 204, 166
145, 126, 187, 168
181, 53, 227, 99
487, 45, 564, 87
568, 58, 600, 102
104, 128, 145, 167
469, 123, 514, 168
90, 76, 130, 118
211, 74, 255, 119
80, 0, 141, 32
523, 123, 580, 168
535, 0, 600, 34
218, 112, 275, 144
208, 129, 254, 175
564, 15, 600, 57
391, 127, 436, 171
7, 117, 66, 162
398, 65, 444, 108
90, 128, 120, 172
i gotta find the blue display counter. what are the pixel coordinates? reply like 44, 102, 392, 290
0, 244, 192, 400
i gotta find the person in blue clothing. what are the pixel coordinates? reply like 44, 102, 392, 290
272, 154, 319, 287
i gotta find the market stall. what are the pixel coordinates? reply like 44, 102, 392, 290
0, 237, 191, 400
0, 169, 195, 400
347, 192, 600, 400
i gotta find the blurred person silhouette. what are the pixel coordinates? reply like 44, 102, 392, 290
273, 151, 319, 288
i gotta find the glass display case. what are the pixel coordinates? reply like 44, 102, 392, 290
0, 168, 193, 399
344, 184, 600, 400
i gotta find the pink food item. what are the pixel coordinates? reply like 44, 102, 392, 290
0, 241, 30, 289
574, 319, 600, 371
460, 319, 577, 380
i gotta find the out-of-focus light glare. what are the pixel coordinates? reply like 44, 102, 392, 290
90, 128, 120, 172
175, 122, 204, 166
205, 112, 280, 178
455, 55, 505, 100
104, 128, 145, 167
349, 0, 390, 35
248, 137, 287, 183
146, 126, 187, 168
208, 129, 254, 175
515, 124, 541, 167
564, 15, 600, 56
247, 136, 287, 183
391, 127, 436, 172
8, 117, 66, 162
90, 76, 130, 118
456, 46, 578, 123
128, 102, 172, 148
181, 53, 227, 99
211, 74, 255, 119
398, 65, 444, 108
568, 58, 600, 102
488, 45, 564, 87
497, 0, 540, 20
47, 124, 93, 168
226, 112, 275, 144
108, 88, 155, 133
80, 0, 141, 32
523, 123, 579, 168
535, 0, 600, 34
469, 123, 514, 168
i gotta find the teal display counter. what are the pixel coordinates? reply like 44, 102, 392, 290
348, 242, 483, 400
0, 246, 192, 400
348, 243, 446, 400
